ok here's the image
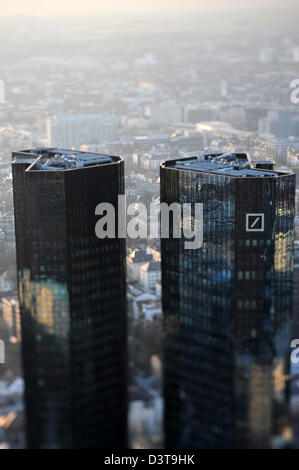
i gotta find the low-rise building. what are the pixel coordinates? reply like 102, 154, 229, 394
140, 261, 161, 290
127, 249, 153, 282
1, 298, 21, 340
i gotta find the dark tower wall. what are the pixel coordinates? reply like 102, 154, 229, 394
12, 151, 127, 449
161, 161, 295, 449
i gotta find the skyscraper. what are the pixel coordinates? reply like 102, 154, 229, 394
160, 153, 295, 449
12, 148, 127, 449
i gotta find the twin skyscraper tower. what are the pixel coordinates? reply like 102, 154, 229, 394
12, 148, 296, 449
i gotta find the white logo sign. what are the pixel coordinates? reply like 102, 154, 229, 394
246, 213, 264, 232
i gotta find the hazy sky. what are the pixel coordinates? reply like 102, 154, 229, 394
1, 0, 296, 17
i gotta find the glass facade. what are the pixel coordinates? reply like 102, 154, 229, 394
161, 155, 296, 449
12, 149, 127, 449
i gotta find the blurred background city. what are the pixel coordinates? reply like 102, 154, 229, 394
0, 0, 299, 449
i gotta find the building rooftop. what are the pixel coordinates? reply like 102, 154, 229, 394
49, 113, 114, 121
163, 152, 293, 178
12, 148, 119, 171
129, 250, 153, 264
143, 261, 161, 272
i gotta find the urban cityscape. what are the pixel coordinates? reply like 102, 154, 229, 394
0, 1, 299, 449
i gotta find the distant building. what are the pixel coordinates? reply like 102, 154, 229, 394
149, 102, 181, 125
127, 249, 153, 282
196, 121, 251, 150
0, 229, 5, 251
293, 46, 299, 63
0, 79, 5, 104
140, 152, 171, 171
1, 298, 21, 340
220, 105, 246, 128
161, 152, 295, 449
129, 397, 163, 448
155, 282, 162, 297
259, 47, 275, 64
0, 272, 13, 293
47, 114, 115, 148
254, 134, 289, 165
258, 111, 299, 140
287, 139, 299, 167
150, 248, 161, 263
142, 304, 162, 320
244, 106, 268, 132
12, 148, 127, 449
141, 261, 161, 290
0, 163, 10, 176
187, 105, 220, 124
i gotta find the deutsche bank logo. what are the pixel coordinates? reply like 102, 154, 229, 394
246, 213, 264, 232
